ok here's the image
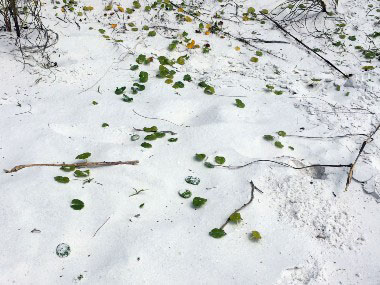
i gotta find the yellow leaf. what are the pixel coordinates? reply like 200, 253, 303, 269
61, 7, 65, 12
187, 40, 195, 49
205, 31, 210, 35
206, 24, 212, 29
111, 24, 117, 29
242, 15, 249, 21
178, 7, 184, 12
117, 6, 124, 12
185, 16, 192, 22
235, 46, 240, 51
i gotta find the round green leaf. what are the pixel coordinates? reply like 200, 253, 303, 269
54, 176, 70, 183
71, 199, 84, 210
209, 228, 226, 238
192, 197, 207, 208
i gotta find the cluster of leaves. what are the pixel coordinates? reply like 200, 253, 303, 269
131, 126, 178, 148
263, 131, 294, 150
265, 84, 284, 95
194, 153, 225, 168
198, 81, 215, 94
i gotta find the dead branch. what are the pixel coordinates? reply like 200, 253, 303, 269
345, 122, 380, 191
260, 12, 349, 78
133, 127, 177, 135
92, 216, 110, 238
4, 160, 139, 173
220, 181, 262, 230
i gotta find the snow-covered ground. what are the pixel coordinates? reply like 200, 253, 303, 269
1, 0, 380, 283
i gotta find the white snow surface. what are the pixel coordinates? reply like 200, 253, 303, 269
1, 0, 380, 284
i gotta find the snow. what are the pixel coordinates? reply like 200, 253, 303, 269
0, 0, 380, 283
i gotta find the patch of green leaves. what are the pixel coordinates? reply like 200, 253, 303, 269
195, 153, 206, 161
214, 156, 225, 165
179, 190, 192, 199
139, 71, 149, 83
263, 135, 274, 141
277, 131, 286, 137
250, 230, 262, 240
185, 176, 200, 185
115, 86, 126, 95
74, 170, 90, 177
141, 142, 152, 148
60, 165, 75, 172
143, 126, 157, 132
274, 141, 284, 148
173, 81, 184, 89
235, 99, 245, 108
183, 74, 192, 82
229, 212, 242, 223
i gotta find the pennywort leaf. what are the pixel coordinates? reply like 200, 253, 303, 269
192, 197, 207, 208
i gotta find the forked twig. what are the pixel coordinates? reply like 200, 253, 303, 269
220, 181, 262, 230
4, 160, 139, 173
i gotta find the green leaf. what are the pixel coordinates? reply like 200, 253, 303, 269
209, 228, 226, 238
122, 95, 133, 102
147, 30, 156, 37
235, 99, 245, 108
60, 165, 75, 172
155, 132, 165, 138
92, 101, 98, 105
98, 29, 105, 34
256, 50, 263, 56
348, 35, 356, 41
229, 212, 242, 223
139, 71, 149, 83
141, 142, 152, 148
177, 56, 186, 65
214, 156, 225, 165
102, 123, 109, 127
76, 152, 91, 160
115, 86, 126, 95
179, 190, 192, 199
56, 243, 71, 258
247, 7, 255, 14
133, 83, 145, 91
263, 135, 274, 141
73, 170, 90, 177
131, 65, 139, 70
266, 84, 274, 90
173, 81, 185, 89
195, 153, 206, 161
183, 74, 192, 82
288, 146, 295, 151
168, 138, 178, 142
277, 131, 286, 137
260, 9, 269, 14
139, 203, 144, 208
144, 134, 157, 141
136, 54, 146, 64
274, 90, 283, 95
185, 176, 200, 185
250, 57, 258, 63
204, 162, 215, 168
274, 141, 284, 148
54, 176, 70, 183
250, 230, 262, 240
362, 66, 375, 71
192, 197, 207, 208
143, 126, 157, 132
204, 86, 215, 95
71, 199, 84, 210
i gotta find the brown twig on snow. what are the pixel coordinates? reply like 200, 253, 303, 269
133, 109, 190, 127
345, 122, 380, 191
133, 127, 177, 135
92, 216, 110, 238
219, 181, 262, 230
4, 160, 139, 173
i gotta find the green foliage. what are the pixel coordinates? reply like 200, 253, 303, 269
185, 176, 200, 185
71, 199, 84, 210
147, 30, 156, 37
131, 134, 140, 141
102, 123, 109, 127
229, 212, 242, 223
130, 65, 139, 70
143, 126, 158, 132
179, 190, 192, 198
92, 101, 98, 105
277, 131, 286, 137
250, 57, 259, 63
54, 176, 70, 183
362, 66, 375, 71
98, 29, 105, 34
204, 162, 215, 168
209, 228, 226, 238
263, 135, 274, 141
122, 95, 133, 102
115, 86, 126, 95
250, 230, 262, 240
183, 74, 192, 82
74, 170, 90, 177
168, 40, 178, 51
214, 156, 225, 165
198, 81, 215, 94
266, 84, 274, 91
260, 9, 269, 14
256, 50, 263, 56
60, 165, 75, 172
76, 152, 91, 159
275, 141, 284, 148
168, 138, 178, 142
158, 56, 174, 66
144, 134, 157, 141
195, 153, 206, 161
274, 90, 283, 95
136, 54, 150, 64
141, 142, 152, 148
139, 71, 149, 83
133, 1, 141, 9
348, 35, 356, 41
235, 99, 245, 108
192, 197, 207, 208
173, 81, 185, 89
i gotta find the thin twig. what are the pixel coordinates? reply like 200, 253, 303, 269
133, 109, 190, 127
260, 13, 349, 78
4, 160, 139, 173
220, 181, 262, 230
345, 122, 380, 191
92, 216, 111, 237
287, 133, 368, 139
129, 188, 148, 197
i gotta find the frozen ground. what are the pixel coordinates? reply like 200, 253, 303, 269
0, 0, 380, 284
